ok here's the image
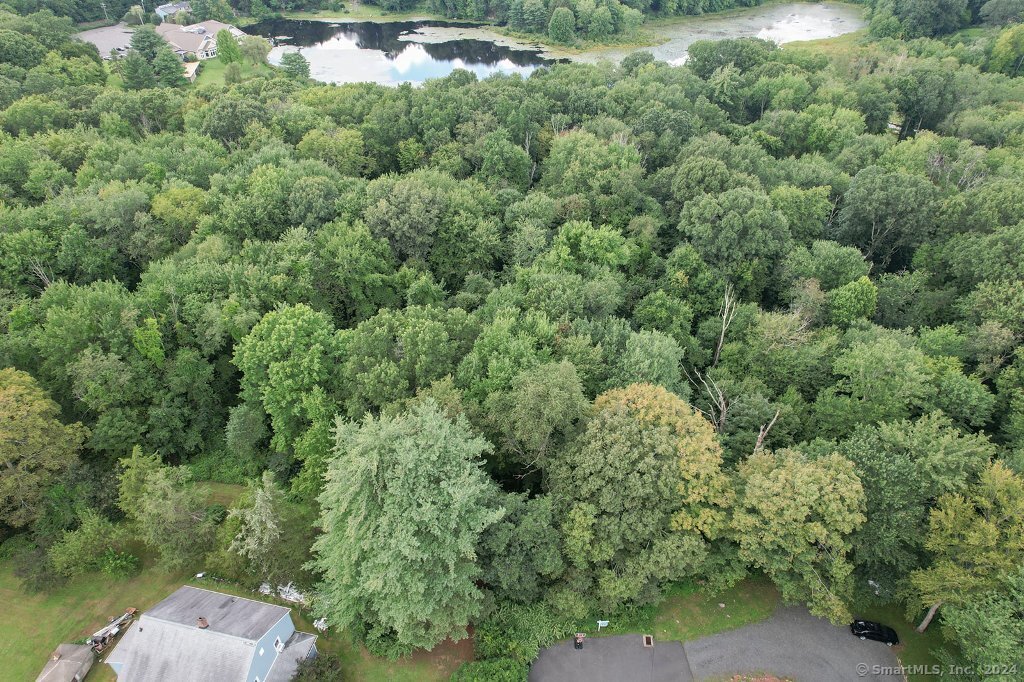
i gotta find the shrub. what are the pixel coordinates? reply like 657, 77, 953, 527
293, 652, 346, 681
48, 509, 128, 578
474, 602, 573, 663
450, 658, 527, 681
100, 548, 140, 577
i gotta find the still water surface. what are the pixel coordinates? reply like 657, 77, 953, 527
247, 18, 555, 86
244, 2, 865, 86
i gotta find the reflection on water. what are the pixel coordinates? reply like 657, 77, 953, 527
582, 2, 866, 65
245, 19, 555, 86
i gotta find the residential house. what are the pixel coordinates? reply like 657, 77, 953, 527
155, 1, 192, 19
35, 644, 94, 682
105, 585, 317, 682
155, 20, 246, 60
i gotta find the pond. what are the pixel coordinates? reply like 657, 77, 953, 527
579, 2, 866, 65
243, 2, 865, 86
246, 18, 557, 86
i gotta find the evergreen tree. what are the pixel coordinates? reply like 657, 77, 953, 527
121, 52, 156, 89
130, 26, 165, 62
152, 47, 186, 88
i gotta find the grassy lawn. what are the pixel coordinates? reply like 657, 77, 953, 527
0, 559, 186, 682
854, 603, 949, 682
193, 58, 276, 88
172, 577, 466, 682
0, 558, 464, 682
575, 576, 779, 643
652, 577, 779, 642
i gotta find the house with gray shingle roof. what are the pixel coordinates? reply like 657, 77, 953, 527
154, 20, 246, 59
155, 1, 192, 19
104, 585, 317, 682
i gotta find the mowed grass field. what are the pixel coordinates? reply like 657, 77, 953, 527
0, 559, 185, 681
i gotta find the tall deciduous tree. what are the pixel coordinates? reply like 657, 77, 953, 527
484, 360, 589, 474
550, 384, 731, 609
824, 413, 994, 594
0, 368, 87, 528
233, 304, 340, 454
731, 448, 865, 623
911, 461, 1024, 631
312, 400, 503, 655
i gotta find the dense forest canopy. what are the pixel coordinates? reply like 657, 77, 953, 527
1, 1, 1024, 679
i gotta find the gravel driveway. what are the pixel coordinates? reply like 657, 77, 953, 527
530, 605, 903, 681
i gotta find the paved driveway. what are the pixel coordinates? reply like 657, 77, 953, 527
530, 606, 903, 681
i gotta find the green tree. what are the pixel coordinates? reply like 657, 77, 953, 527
0, 368, 87, 529
280, 52, 310, 79
152, 48, 187, 88
677, 187, 791, 296
991, 23, 1024, 76
240, 35, 272, 66
234, 304, 340, 454
293, 653, 347, 682
732, 448, 866, 623
216, 29, 242, 65
834, 166, 940, 268
116, 446, 163, 520
134, 465, 215, 570
911, 461, 1024, 631
484, 360, 589, 474
824, 414, 994, 594
48, 509, 128, 578
121, 52, 156, 90
130, 26, 165, 62
548, 7, 576, 44
550, 384, 731, 609
228, 471, 283, 571
938, 569, 1024, 678
312, 401, 502, 655
895, 0, 968, 37
828, 276, 878, 327
813, 335, 935, 438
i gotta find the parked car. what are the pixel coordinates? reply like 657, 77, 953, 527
850, 620, 899, 646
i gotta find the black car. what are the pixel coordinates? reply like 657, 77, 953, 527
850, 620, 899, 646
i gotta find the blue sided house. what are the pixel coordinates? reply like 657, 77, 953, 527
105, 585, 317, 682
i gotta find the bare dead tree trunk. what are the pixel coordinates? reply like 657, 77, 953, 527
916, 602, 942, 633
686, 369, 728, 433
754, 409, 781, 453
712, 284, 737, 368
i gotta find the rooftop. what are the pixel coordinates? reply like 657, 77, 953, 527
145, 585, 290, 641
35, 644, 94, 682
105, 617, 253, 682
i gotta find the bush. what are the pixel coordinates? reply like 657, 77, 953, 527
450, 658, 527, 682
474, 602, 573, 664
100, 548, 140, 577
48, 509, 128, 578
293, 652, 346, 681
187, 447, 264, 485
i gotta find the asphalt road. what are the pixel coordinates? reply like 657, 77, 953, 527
530, 606, 903, 681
